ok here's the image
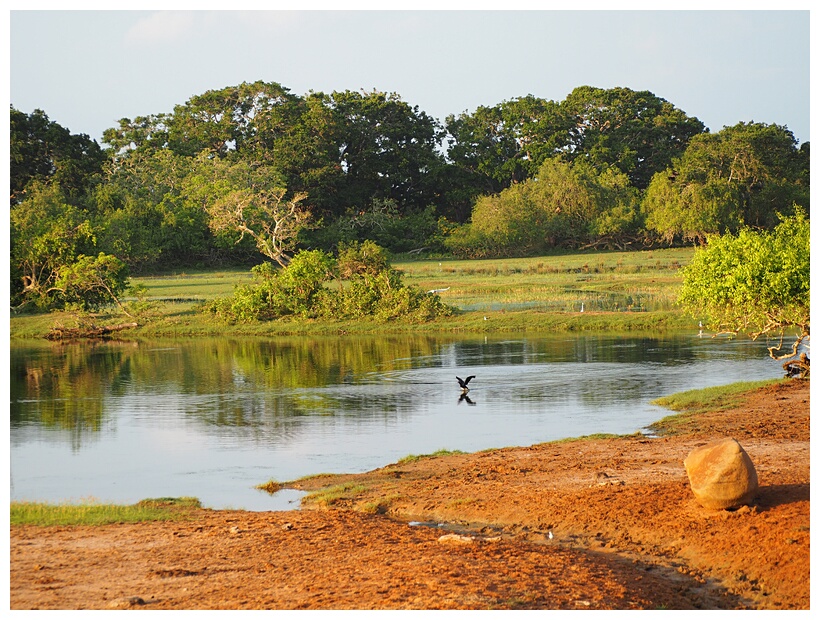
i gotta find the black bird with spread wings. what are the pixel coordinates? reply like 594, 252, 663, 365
456, 375, 475, 391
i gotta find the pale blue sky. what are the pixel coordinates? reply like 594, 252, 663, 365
7, 7, 812, 146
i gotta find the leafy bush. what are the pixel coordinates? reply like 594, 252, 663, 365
54, 253, 130, 312
337, 239, 391, 277
203, 242, 453, 323
678, 209, 809, 359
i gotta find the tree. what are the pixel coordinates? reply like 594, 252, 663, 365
316, 89, 446, 216
195, 157, 312, 267
445, 95, 571, 195
643, 122, 808, 242
10, 182, 95, 309
166, 81, 303, 158
10, 106, 106, 204
102, 113, 172, 160
560, 86, 706, 190
449, 158, 640, 257
91, 149, 212, 270
678, 211, 809, 369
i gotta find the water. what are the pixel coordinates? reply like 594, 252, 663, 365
9, 333, 783, 511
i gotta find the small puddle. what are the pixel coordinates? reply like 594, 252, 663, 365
408, 521, 446, 528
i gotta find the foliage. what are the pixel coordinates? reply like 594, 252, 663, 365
644, 122, 809, 242
10, 182, 130, 314
10, 83, 809, 296
192, 156, 313, 267
315, 89, 446, 217
92, 149, 212, 270
560, 86, 706, 190
53, 253, 131, 313
337, 239, 392, 278
203, 243, 453, 324
10, 106, 105, 205
447, 158, 640, 257
10, 182, 96, 310
678, 211, 809, 359
445, 86, 704, 195
205, 251, 333, 322
445, 95, 571, 194
307, 199, 441, 253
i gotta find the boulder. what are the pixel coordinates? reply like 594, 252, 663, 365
683, 438, 759, 510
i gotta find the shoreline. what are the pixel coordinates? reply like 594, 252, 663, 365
11, 379, 809, 609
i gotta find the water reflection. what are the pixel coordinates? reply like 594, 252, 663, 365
10, 333, 782, 510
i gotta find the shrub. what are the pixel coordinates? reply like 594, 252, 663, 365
203, 243, 454, 323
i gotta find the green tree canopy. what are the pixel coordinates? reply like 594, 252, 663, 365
678, 210, 809, 361
444, 87, 704, 199
90, 149, 212, 270
561, 86, 706, 190
445, 95, 571, 195
315, 89, 446, 217
449, 158, 640, 257
10, 182, 95, 308
643, 122, 809, 242
190, 155, 312, 267
10, 106, 106, 205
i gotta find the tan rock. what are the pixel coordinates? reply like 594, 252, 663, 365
684, 438, 759, 510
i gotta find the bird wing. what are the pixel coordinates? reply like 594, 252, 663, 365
464, 375, 475, 385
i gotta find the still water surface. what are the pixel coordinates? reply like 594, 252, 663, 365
10, 333, 782, 511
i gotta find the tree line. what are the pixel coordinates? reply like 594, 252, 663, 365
9, 81, 810, 312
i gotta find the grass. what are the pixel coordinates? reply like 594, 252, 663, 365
396, 449, 466, 464
303, 483, 369, 507
647, 379, 786, 436
10, 497, 202, 526
254, 479, 282, 494
9, 247, 700, 339
395, 247, 693, 314
651, 379, 785, 414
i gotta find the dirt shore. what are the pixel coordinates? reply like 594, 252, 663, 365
10, 380, 809, 610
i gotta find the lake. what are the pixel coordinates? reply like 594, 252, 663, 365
9, 333, 783, 511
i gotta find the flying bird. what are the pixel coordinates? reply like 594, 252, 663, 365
456, 375, 475, 391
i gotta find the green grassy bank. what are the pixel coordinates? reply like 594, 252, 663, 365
10, 497, 202, 526
10, 247, 699, 339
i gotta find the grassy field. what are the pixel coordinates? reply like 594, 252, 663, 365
397, 248, 693, 313
9, 247, 699, 338
10, 497, 202, 526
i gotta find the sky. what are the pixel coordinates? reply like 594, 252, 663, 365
6, 5, 811, 147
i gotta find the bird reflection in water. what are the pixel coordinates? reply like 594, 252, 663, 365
458, 392, 476, 406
